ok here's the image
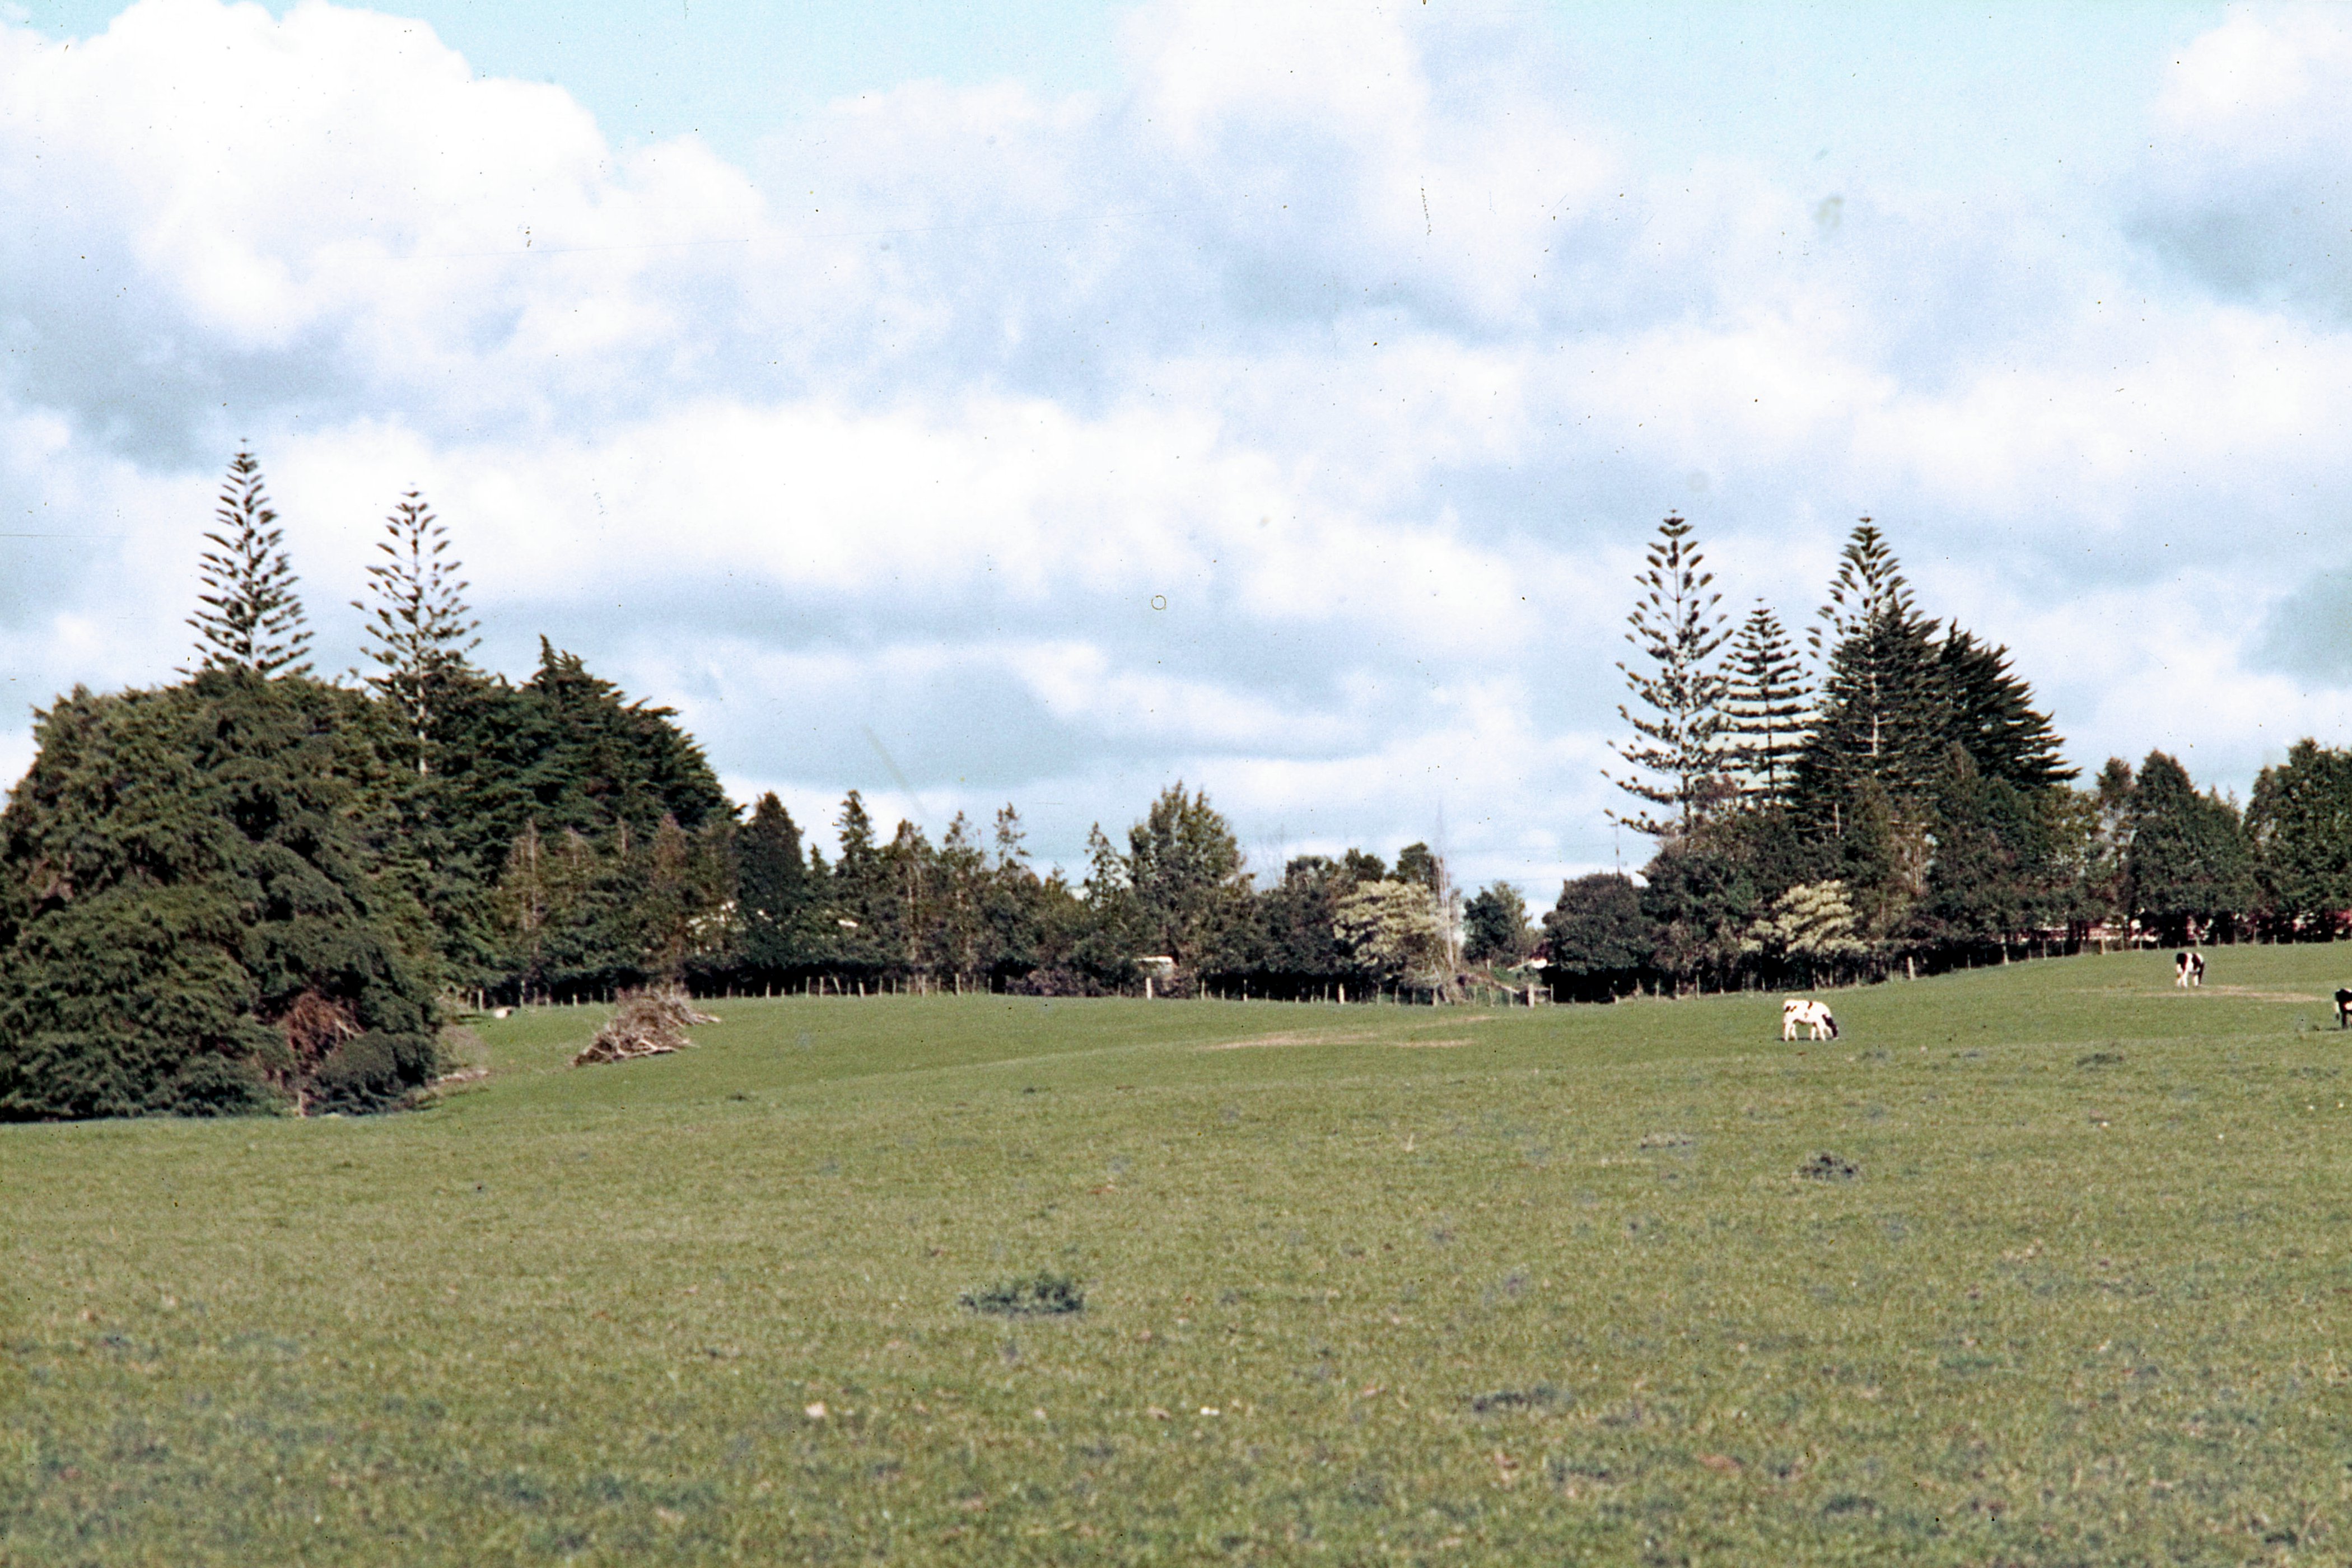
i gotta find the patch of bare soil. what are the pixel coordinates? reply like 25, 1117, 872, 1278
1395, 1038, 1473, 1049
2176, 986, 2320, 1002
1198, 1030, 1379, 1051
2068, 986, 2321, 1002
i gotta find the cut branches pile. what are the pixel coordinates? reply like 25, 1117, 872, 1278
572, 985, 720, 1067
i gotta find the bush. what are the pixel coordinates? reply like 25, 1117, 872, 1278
0, 673, 440, 1118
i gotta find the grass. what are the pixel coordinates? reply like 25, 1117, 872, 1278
6, 947, 2352, 1564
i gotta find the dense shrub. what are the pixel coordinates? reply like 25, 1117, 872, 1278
0, 672, 438, 1119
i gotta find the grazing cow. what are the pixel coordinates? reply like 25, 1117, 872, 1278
2174, 950, 2205, 988
2335, 988, 2352, 1029
1781, 997, 1838, 1041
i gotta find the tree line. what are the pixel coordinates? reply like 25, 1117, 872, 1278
1546, 515, 2352, 1000
0, 454, 1486, 1118
5, 460, 2349, 1120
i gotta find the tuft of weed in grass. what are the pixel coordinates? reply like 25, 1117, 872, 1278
1798, 1151, 1858, 1181
1466, 1383, 1572, 1414
2078, 1049, 2127, 1067
959, 1271, 1085, 1317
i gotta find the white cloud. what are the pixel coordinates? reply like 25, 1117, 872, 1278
6, 0, 2352, 899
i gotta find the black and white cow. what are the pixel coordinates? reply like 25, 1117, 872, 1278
2174, 950, 2205, 988
2335, 988, 2351, 1029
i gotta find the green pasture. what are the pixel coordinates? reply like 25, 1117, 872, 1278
7, 948, 2352, 1564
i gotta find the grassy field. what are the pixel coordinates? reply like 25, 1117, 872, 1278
6, 947, 2352, 1565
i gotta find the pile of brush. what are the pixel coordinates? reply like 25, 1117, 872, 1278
572, 985, 720, 1067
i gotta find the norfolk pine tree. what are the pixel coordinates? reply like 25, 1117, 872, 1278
1934, 628, 2073, 792
355, 490, 480, 773
1608, 515, 1733, 837
1723, 602, 1809, 802
185, 450, 313, 677
1795, 521, 1946, 820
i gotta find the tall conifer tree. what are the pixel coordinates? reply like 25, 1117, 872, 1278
355, 490, 479, 773
1796, 521, 1945, 815
2127, 751, 2257, 943
1723, 601, 1809, 802
185, 450, 312, 677
1934, 628, 2072, 791
738, 793, 813, 976
1608, 515, 1732, 837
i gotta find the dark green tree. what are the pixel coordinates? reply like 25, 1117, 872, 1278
1462, 881, 1534, 965
2247, 739, 2352, 935
1124, 784, 1253, 982
738, 793, 815, 978
1395, 842, 1441, 892
1795, 523, 1946, 816
978, 806, 1049, 988
1809, 517, 1916, 658
428, 643, 730, 992
641, 814, 734, 983
442, 644, 722, 842
1608, 515, 1732, 837
0, 673, 437, 1118
2126, 751, 2258, 944
930, 813, 990, 989
1934, 628, 2073, 792
1544, 872, 1656, 1000
1258, 856, 1341, 980
1833, 778, 1927, 942
825, 791, 897, 981
1247, 855, 1365, 993
1723, 601, 1809, 803
185, 450, 313, 678
1019, 864, 1103, 995
1071, 823, 1143, 991
1638, 832, 1758, 991
879, 819, 935, 982
1910, 746, 2023, 955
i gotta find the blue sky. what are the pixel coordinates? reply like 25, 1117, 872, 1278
16, 1, 2220, 188
3, 0, 2346, 893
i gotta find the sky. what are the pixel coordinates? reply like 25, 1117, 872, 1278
4, 0, 2349, 895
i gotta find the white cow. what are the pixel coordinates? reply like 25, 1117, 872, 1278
1781, 997, 1838, 1041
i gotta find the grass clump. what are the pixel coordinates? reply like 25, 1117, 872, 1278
1466, 1383, 1572, 1414
959, 1270, 1085, 1317
1798, 1150, 1859, 1180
